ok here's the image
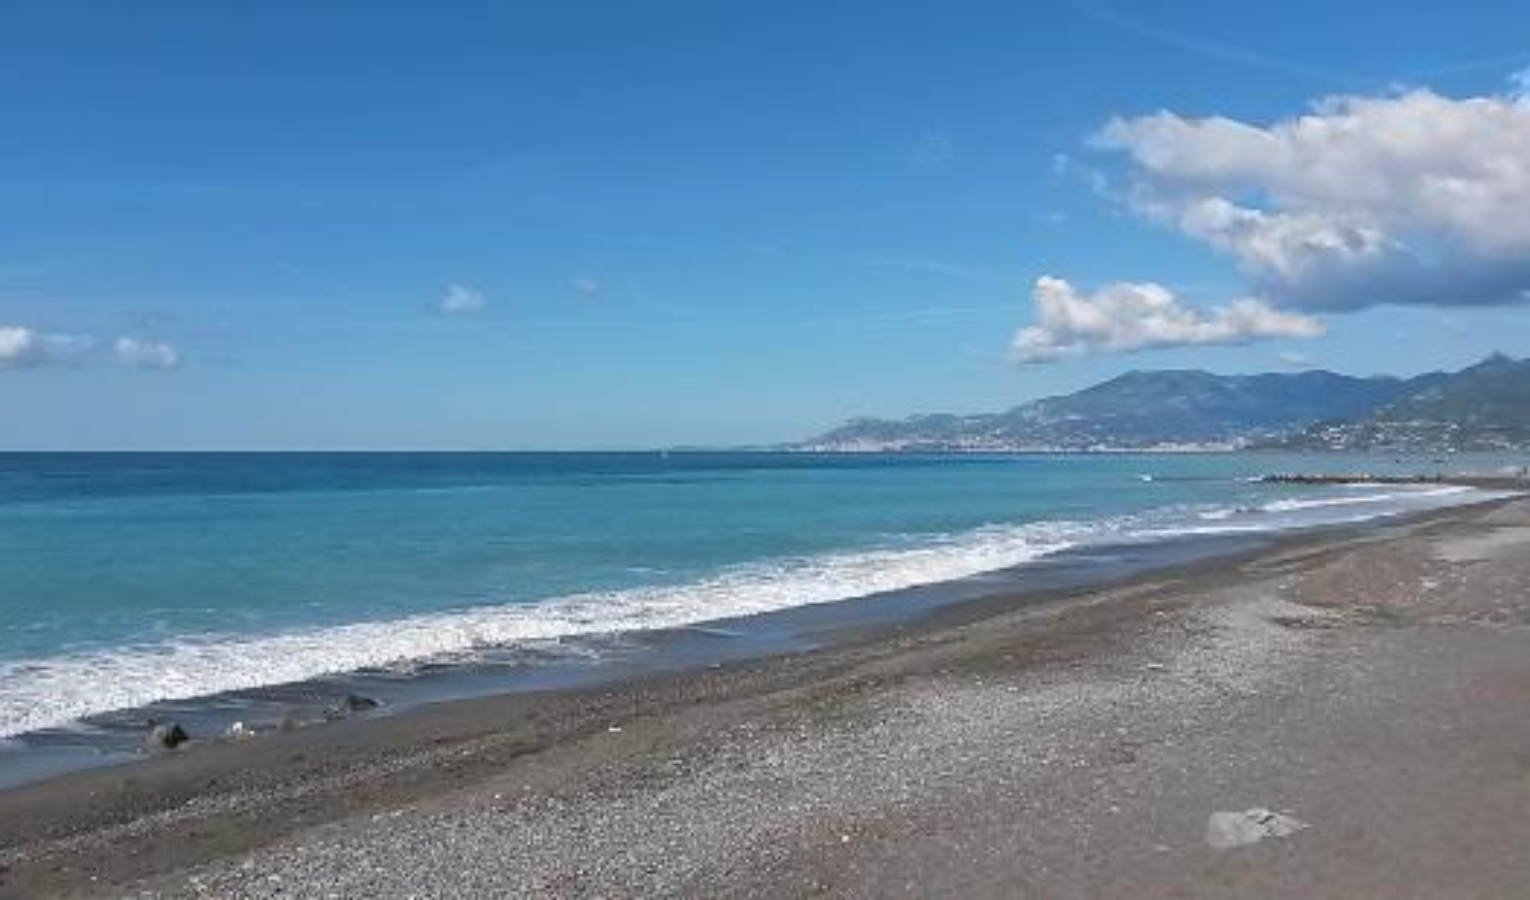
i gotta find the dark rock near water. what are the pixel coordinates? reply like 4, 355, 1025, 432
324, 693, 383, 720
147, 722, 189, 750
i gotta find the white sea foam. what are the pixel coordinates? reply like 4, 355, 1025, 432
0, 521, 1095, 737
0, 483, 1501, 737
1198, 507, 1239, 521
1260, 485, 1471, 514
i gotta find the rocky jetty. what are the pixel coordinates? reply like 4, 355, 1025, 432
1258, 473, 1446, 486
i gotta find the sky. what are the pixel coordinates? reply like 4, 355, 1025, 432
2, 0, 1528, 449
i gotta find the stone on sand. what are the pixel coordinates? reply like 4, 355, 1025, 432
1205, 808, 1307, 850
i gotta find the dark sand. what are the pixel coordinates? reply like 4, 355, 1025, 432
4, 494, 1530, 898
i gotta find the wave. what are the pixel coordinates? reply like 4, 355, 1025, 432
1259, 485, 1472, 514
1194, 485, 1477, 523
0, 483, 1500, 738
0, 521, 1095, 737
1197, 507, 1244, 521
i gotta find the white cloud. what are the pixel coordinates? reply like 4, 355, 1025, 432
440, 283, 486, 315
0, 326, 92, 369
1012, 276, 1323, 364
114, 336, 181, 370
1093, 81, 1530, 310
572, 277, 602, 296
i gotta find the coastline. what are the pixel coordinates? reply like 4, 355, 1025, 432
4, 468, 1518, 788
3, 490, 1530, 896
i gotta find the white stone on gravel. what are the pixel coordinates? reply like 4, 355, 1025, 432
1204, 807, 1307, 850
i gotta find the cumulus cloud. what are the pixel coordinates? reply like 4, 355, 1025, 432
1089, 82, 1530, 311
114, 336, 181, 370
0, 326, 92, 369
1012, 277, 1323, 364
572, 277, 602, 296
440, 283, 486, 315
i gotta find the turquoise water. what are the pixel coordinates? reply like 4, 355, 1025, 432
0, 451, 1520, 740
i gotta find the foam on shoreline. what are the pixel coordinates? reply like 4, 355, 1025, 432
0, 482, 1507, 739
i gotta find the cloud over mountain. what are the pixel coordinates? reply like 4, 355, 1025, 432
1013, 277, 1323, 364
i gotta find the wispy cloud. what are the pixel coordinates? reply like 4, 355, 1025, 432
0, 326, 93, 370
1051, 153, 1111, 197
114, 336, 181, 370
1277, 350, 1315, 369
1069, 1, 1370, 88
440, 283, 487, 315
572, 277, 603, 296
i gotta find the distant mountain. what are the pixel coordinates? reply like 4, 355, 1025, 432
801, 367, 1442, 452
1267, 354, 1530, 452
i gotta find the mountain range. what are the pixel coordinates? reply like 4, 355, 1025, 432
799, 354, 1529, 453
1268, 354, 1530, 452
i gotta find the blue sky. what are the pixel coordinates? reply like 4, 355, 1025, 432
2, 1, 1528, 449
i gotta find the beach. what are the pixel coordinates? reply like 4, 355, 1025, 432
8, 3, 1529, 894
0, 490, 1526, 897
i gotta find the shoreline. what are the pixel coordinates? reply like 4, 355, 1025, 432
3, 490, 1529, 896
3, 477, 1519, 791
0, 525, 1275, 786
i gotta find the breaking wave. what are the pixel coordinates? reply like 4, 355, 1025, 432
0, 482, 1503, 737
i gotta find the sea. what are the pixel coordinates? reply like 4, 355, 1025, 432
0, 450, 1523, 787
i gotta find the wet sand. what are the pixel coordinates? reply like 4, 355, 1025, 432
4, 493, 1530, 897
